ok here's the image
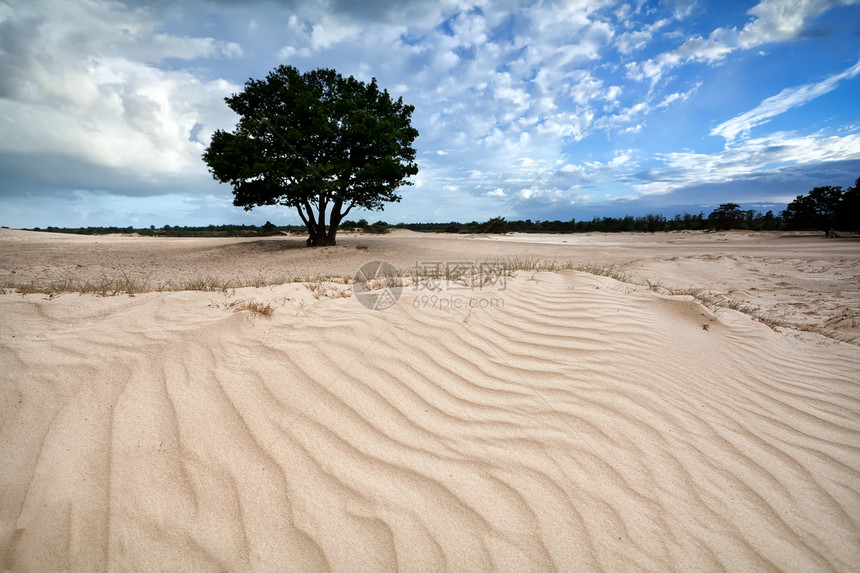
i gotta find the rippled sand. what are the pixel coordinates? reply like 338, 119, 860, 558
1, 229, 859, 570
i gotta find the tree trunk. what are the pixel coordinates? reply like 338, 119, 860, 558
298, 198, 343, 246
306, 219, 338, 246
307, 229, 336, 246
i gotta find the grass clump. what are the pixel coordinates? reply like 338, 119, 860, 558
301, 275, 352, 299
227, 299, 275, 317
573, 264, 631, 282
4, 272, 152, 297
173, 276, 236, 292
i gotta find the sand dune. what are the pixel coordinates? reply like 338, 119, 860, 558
2, 266, 858, 570
3, 228, 859, 339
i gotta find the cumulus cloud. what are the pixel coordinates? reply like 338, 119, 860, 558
308, 0, 629, 207
310, 16, 361, 51
1, 0, 858, 225
0, 0, 733, 217
615, 18, 670, 54
0, 0, 241, 198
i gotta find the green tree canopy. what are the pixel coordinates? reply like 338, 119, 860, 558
203, 66, 419, 246
708, 203, 744, 230
782, 186, 843, 232
480, 217, 507, 234
835, 177, 860, 234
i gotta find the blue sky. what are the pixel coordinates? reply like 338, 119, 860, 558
1, 0, 859, 228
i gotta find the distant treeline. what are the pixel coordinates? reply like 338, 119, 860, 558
28, 222, 307, 237
353, 178, 859, 235
23, 178, 860, 237
343, 214, 719, 234
19, 210, 843, 237
345, 207, 800, 234
368, 210, 765, 234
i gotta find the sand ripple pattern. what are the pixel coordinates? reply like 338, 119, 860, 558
2, 271, 859, 571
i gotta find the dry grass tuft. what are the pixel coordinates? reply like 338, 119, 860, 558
4, 254, 854, 345
2, 273, 289, 297
229, 299, 275, 317
302, 276, 353, 299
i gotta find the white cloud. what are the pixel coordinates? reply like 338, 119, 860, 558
0, 0, 240, 188
149, 34, 243, 60
609, 150, 633, 167
450, 10, 488, 48
605, 85, 623, 101
615, 17, 669, 54
627, 0, 860, 84
668, 0, 697, 20
597, 100, 648, 131
656, 82, 700, 108
433, 49, 461, 71
337, 0, 627, 205
221, 42, 244, 59
616, 29, 652, 55
1, 0, 858, 225
712, 58, 860, 141
310, 16, 360, 51
738, 0, 853, 46
635, 131, 860, 196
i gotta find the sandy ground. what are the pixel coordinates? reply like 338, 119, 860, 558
1, 228, 859, 570
2, 228, 859, 337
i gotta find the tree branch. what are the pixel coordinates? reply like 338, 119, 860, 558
341, 201, 356, 219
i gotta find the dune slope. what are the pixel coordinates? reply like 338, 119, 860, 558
1, 271, 859, 571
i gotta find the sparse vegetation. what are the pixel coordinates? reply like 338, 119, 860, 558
230, 299, 275, 317
209, 298, 276, 317
1, 274, 292, 297
301, 276, 352, 299
3, 250, 854, 345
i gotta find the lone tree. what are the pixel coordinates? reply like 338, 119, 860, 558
203, 66, 419, 246
708, 203, 745, 230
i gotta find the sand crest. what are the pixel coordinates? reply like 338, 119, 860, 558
3, 228, 858, 339
2, 261, 858, 570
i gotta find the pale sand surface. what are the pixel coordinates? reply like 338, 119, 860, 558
2, 227, 859, 336
1, 228, 859, 570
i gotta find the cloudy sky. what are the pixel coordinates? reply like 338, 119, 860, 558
1, 0, 859, 228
